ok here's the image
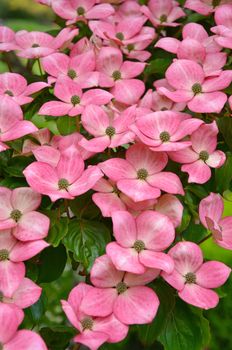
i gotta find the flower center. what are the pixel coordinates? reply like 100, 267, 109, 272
137, 168, 148, 180
116, 281, 127, 294
160, 14, 167, 23
10, 209, 22, 222
112, 70, 121, 81
116, 32, 124, 41
199, 150, 209, 161
0, 291, 3, 302
212, 0, 221, 7
67, 69, 77, 79
4, 90, 14, 96
133, 240, 145, 253
184, 272, 196, 284
105, 126, 116, 138
192, 83, 202, 95
58, 178, 69, 190
71, 95, 80, 106
0, 249, 9, 261
160, 131, 170, 142
32, 43, 40, 48
127, 44, 134, 52
81, 317, 94, 331
77, 6, 85, 15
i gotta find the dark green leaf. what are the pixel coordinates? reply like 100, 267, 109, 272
56, 116, 77, 135
215, 152, 232, 193
5, 156, 32, 177
217, 117, 232, 151
176, 207, 191, 234
69, 191, 100, 219
144, 58, 172, 76
24, 291, 47, 325
47, 217, 69, 247
182, 222, 208, 243
40, 326, 75, 350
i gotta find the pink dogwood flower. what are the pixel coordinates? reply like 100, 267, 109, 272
23, 147, 103, 202
52, 0, 115, 24
211, 4, 232, 49
96, 47, 145, 105
185, 0, 231, 16
130, 111, 203, 151
169, 121, 226, 184
61, 282, 128, 350
141, 0, 185, 28
0, 303, 47, 350
22, 128, 54, 155
0, 73, 48, 105
39, 77, 113, 117
0, 97, 37, 152
199, 192, 232, 250
0, 26, 18, 52
162, 241, 231, 309
158, 59, 232, 113
41, 51, 99, 88
15, 28, 78, 59
106, 210, 175, 274
80, 254, 160, 325
99, 143, 184, 202
79, 105, 136, 152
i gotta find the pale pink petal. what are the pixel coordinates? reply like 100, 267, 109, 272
179, 284, 219, 309
99, 159, 136, 181
38, 101, 71, 116
118, 179, 161, 202
13, 211, 49, 241
41, 52, 69, 77
155, 37, 180, 53
80, 136, 109, 152
196, 261, 231, 289
12, 278, 42, 308
121, 61, 145, 79
183, 23, 208, 41
92, 192, 126, 217
111, 211, 137, 247
0, 187, 13, 219
10, 240, 49, 261
54, 77, 82, 103
11, 187, 41, 213
4, 330, 47, 350
94, 314, 128, 343
96, 47, 123, 76
206, 151, 226, 168
158, 87, 193, 103
0, 261, 25, 297
139, 250, 174, 274
73, 332, 108, 350
33, 146, 60, 167
199, 193, 224, 228
80, 287, 117, 317
191, 121, 218, 154
111, 79, 145, 105
81, 89, 113, 106
161, 269, 185, 291
24, 82, 49, 96
0, 304, 24, 344
69, 166, 103, 196
202, 71, 232, 92
57, 150, 85, 184
86, 4, 115, 19
188, 92, 227, 113
81, 105, 109, 136
155, 194, 183, 228
124, 269, 160, 287
61, 300, 81, 331
182, 161, 211, 184
147, 171, 184, 195
1, 121, 37, 142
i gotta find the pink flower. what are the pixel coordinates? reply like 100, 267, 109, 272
52, 0, 115, 24
106, 210, 175, 274
0, 73, 48, 105
169, 122, 226, 184
22, 128, 53, 155
199, 192, 232, 250
0, 303, 47, 350
0, 229, 48, 295
39, 77, 113, 117
41, 51, 99, 88
23, 147, 103, 202
0, 187, 49, 241
96, 47, 145, 105
162, 241, 231, 309
99, 143, 184, 202
158, 59, 232, 113
131, 111, 203, 151
15, 28, 78, 59
61, 282, 128, 350
185, 0, 231, 16
211, 4, 232, 49
141, 0, 185, 28
79, 105, 136, 152
80, 254, 160, 325
0, 26, 18, 52
0, 97, 37, 152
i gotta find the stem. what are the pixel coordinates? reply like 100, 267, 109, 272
198, 233, 212, 245
64, 199, 71, 219
2, 53, 13, 72
107, 148, 111, 158
37, 58, 43, 76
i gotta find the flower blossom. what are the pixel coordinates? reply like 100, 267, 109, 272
211, 4, 232, 49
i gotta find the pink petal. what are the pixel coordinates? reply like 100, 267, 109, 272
81, 105, 109, 136
161, 269, 185, 291
0, 187, 13, 219
111, 79, 145, 105
57, 150, 85, 184
0, 303, 24, 344
13, 211, 49, 241
33, 145, 60, 167
86, 3, 115, 19
1, 120, 37, 142
196, 261, 231, 289
139, 250, 174, 273
54, 77, 82, 103
117, 179, 161, 202
24, 82, 49, 96
199, 192, 224, 228
191, 121, 218, 154
94, 314, 128, 343
158, 87, 193, 103
202, 71, 232, 92
147, 171, 184, 195
121, 61, 145, 79
12, 277, 42, 308
124, 268, 160, 287
206, 150, 226, 168
155, 37, 180, 53
41, 52, 69, 77
171, 118, 203, 141
96, 47, 123, 76
155, 194, 183, 228
0, 260, 25, 297
188, 92, 227, 113
73, 332, 108, 350
81, 89, 113, 106
182, 160, 211, 184
109, 131, 135, 148
69, 166, 103, 196
177, 39, 206, 63
10, 240, 49, 261
99, 159, 136, 181
11, 187, 41, 213
38, 101, 71, 116
4, 330, 47, 350
80, 287, 117, 317
183, 23, 208, 41
92, 192, 126, 218
179, 284, 219, 309
80, 136, 110, 152
111, 211, 137, 247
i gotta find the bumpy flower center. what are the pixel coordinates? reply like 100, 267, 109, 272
192, 83, 202, 95
112, 70, 121, 81
67, 69, 77, 79
212, 0, 221, 7
32, 43, 40, 48
81, 317, 94, 331
77, 6, 85, 15
160, 14, 167, 23
116, 281, 127, 294
116, 32, 124, 41
160, 131, 170, 142
71, 95, 80, 106
133, 240, 145, 253
137, 168, 148, 180
58, 178, 69, 190
184, 272, 196, 284
4, 90, 14, 96
105, 126, 116, 138
10, 209, 22, 222
199, 150, 209, 161
0, 249, 9, 261
127, 44, 134, 52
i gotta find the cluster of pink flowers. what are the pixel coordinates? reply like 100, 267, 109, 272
0, 0, 232, 349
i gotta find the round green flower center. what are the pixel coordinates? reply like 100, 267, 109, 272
81, 317, 94, 331
58, 178, 69, 190
32, 43, 40, 48
184, 272, 196, 284
0, 249, 9, 261
4, 90, 14, 96
105, 126, 116, 138
77, 6, 85, 15
160, 14, 167, 23
199, 150, 209, 161
137, 168, 148, 180
160, 131, 170, 142
71, 95, 80, 106
116, 32, 124, 41
127, 44, 134, 52
112, 70, 121, 81
192, 83, 202, 95
67, 69, 77, 79
133, 240, 145, 253
116, 281, 127, 294
10, 209, 22, 222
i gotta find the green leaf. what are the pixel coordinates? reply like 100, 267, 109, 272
182, 221, 208, 243
24, 291, 47, 325
47, 217, 69, 247
185, 184, 209, 199
217, 117, 232, 151
56, 116, 77, 135
5, 156, 33, 177
37, 245, 67, 283
215, 152, 232, 193
158, 299, 210, 350
144, 58, 172, 76
63, 219, 111, 272
40, 326, 75, 350
176, 207, 191, 234
69, 191, 100, 219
